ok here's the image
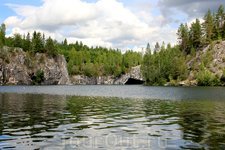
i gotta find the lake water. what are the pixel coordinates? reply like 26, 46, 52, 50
0, 85, 225, 149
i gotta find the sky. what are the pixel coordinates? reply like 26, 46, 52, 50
0, 0, 224, 53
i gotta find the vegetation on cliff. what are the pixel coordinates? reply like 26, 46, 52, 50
1, 4, 225, 86
141, 4, 225, 86
0, 24, 142, 77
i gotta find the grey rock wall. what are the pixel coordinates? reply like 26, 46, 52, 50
71, 65, 144, 85
0, 59, 3, 86
179, 40, 225, 86
0, 46, 70, 85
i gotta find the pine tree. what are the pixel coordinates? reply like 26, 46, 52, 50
0, 23, 6, 46
222, 22, 225, 39
42, 33, 45, 51
36, 32, 44, 53
190, 18, 202, 48
64, 38, 68, 46
154, 42, 160, 52
212, 12, 219, 40
45, 36, 57, 57
26, 32, 31, 52
202, 8, 214, 42
216, 4, 225, 28
69, 47, 76, 64
177, 23, 189, 51
14, 33, 22, 48
141, 43, 153, 84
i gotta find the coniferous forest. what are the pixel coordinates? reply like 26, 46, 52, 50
0, 26, 142, 77
1, 4, 225, 86
141, 4, 225, 86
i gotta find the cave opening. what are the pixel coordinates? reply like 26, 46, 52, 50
125, 78, 145, 85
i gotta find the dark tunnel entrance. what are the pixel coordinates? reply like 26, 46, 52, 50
125, 78, 145, 85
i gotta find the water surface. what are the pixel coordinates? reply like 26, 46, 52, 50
0, 85, 225, 100
0, 85, 225, 149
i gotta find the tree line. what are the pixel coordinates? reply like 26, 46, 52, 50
0, 25, 142, 77
141, 4, 225, 86
177, 4, 225, 51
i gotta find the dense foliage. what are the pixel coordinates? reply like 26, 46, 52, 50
0, 25, 142, 77
141, 43, 188, 85
32, 70, 45, 84
141, 4, 225, 86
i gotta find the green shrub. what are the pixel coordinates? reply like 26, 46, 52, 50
10, 47, 14, 53
193, 71, 198, 79
169, 75, 176, 86
6, 57, 10, 64
83, 64, 92, 77
223, 57, 225, 62
219, 66, 222, 70
221, 69, 225, 82
67, 60, 74, 75
102, 71, 107, 76
204, 50, 213, 67
213, 63, 218, 67
212, 74, 222, 86
190, 47, 195, 56
73, 66, 80, 75
111, 65, 121, 77
3, 75, 6, 83
39, 54, 45, 64
24, 53, 34, 68
33, 70, 45, 84
121, 65, 126, 74
216, 41, 220, 44
198, 70, 222, 86
198, 70, 212, 86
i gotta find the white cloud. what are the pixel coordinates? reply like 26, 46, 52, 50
4, 4, 38, 17
133, 3, 154, 11
4, 0, 178, 50
133, 46, 145, 53
4, 16, 21, 27
155, 15, 165, 25
5, 0, 101, 31
135, 11, 154, 23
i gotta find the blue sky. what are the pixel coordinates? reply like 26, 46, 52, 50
0, 0, 224, 52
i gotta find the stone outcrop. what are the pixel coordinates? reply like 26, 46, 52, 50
71, 65, 145, 85
0, 59, 3, 85
0, 46, 70, 85
178, 40, 225, 86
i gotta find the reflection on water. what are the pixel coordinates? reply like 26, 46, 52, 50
0, 92, 225, 149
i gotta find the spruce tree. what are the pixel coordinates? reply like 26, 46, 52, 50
45, 36, 57, 57
202, 8, 213, 42
26, 32, 31, 52
154, 42, 160, 52
190, 18, 202, 48
0, 23, 6, 46
177, 23, 189, 51
216, 4, 224, 28
14, 33, 22, 48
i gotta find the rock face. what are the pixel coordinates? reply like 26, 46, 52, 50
179, 40, 225, 86
71, 65, 145, 85
0, 46, 70, 85
0, 59, 3, 86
